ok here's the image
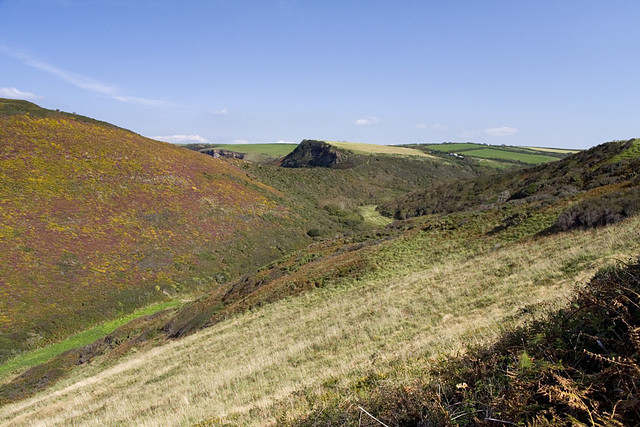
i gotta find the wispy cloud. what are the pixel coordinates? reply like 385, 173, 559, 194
485, 126, 518, 136
0, 87, 42, 100
354, 116, 378, 125
0, 45, 170, 106
212, 108, 228, 115
415, 123, 427, 129
150, 134, 209, 144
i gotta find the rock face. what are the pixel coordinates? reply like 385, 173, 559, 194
280, 140, 353, 168
200, 148, 245, 160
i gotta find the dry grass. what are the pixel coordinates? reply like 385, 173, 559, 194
323, 141, 434, 157
1, 217, 639, 426
523, 146, 580, 154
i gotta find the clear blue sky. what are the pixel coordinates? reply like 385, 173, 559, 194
1, 0, 639, 148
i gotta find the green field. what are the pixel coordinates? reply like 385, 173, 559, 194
417, 142, 488, 152
208, 143, 297, 157
205, 143, 298, 162
462, 147, 558, 164
409, 143, 565, 165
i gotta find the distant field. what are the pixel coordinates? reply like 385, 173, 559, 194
324, 141, 433, 157
524, 146, 580, 154
208, 143, 297, 157
411, 143, 562, 165
201, 143, 298, 162
461, 148, 557, 164
417, 142, 487, 152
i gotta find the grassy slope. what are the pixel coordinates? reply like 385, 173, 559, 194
0, 101, 311, 363
1, 202, 638, 425
295, 257, 640, 426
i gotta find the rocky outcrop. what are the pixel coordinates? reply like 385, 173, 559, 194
280, 140, 353, 168
200, 148, 245, 160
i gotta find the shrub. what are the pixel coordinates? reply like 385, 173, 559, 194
556, 186, 640, 231
306, 228, 321, 237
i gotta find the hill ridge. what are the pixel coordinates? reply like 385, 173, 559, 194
0, 101, 311, 362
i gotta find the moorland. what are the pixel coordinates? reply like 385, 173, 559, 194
0, 99, 639, 426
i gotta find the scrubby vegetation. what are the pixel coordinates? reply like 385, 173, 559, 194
244, 141, 494, 234
381, 139, 640, 222
556, 185, 640, 231
0, 100, 309, 363
2, 193, 639, 424
2, 99, 640, 427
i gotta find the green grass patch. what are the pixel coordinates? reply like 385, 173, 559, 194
207, 143, 297, 157
417, 143, 488, 152
610, 138, 640, 162
0, 300, 181, 380
359, 205, 393, 227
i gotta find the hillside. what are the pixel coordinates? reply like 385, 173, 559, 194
1, 138, 639, 425
0, 100, 311, 363
183, 139, 501, 238
381, 138, 640, 221
245, 139, 496, 236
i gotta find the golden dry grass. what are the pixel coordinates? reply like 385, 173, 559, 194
1, 216, 639, 426
323, 141, 434, 157
523, 146, 580, 154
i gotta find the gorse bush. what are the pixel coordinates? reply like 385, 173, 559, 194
556, 186, 640, 231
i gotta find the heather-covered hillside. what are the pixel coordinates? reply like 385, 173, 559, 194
0, 101, 304, 361
380, 138, 640, 222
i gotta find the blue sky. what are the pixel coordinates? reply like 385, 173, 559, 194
1, 0, 639, 148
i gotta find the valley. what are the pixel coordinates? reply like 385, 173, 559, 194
0, 99, 639, 426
